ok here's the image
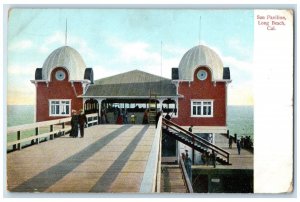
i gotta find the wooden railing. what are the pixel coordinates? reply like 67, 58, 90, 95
139, 116, 162, 193
179, 157, 194, 193
7, 113, 98, 152
162, 118, 230, 164
86, 113, 99, 126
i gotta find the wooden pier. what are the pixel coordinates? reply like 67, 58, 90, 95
7, 124, 161, 193
6, 117, 253, 193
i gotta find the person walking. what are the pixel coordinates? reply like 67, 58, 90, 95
123, 109, 128, 124
237, 139, 241, 155
130, 113, 136, 124
211, 151, 217, 168
70, 110, 79, 138
185, 152, 192, 181
229, 136, 233, 149
142, 110, 149, 124
78, 109, 87, 138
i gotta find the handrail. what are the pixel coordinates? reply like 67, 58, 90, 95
7, 117, 71, 134
139, 116, 162, 193
162, 118, 230, 163
8, 113, 98, 134
7, 113, 98, 151
179, 157, 194, 193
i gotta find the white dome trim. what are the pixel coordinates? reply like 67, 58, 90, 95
178, 45, 224, 81
41, 46, 86, 81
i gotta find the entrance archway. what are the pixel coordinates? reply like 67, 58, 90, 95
84, 98, 99, 114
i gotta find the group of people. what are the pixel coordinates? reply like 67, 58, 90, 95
229, 133, 253, 155
201, 151, 217, 168
113, 107, 129, 124
70, 109, 87, 138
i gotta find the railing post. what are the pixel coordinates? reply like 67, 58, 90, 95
17, 131, 21, 150
50, 125, 53, 140
62, 122, 65, 136
34, 127, 39, 145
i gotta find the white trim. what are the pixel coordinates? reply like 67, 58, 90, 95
30, 79, 90, 84
190, 99, 214, 118
48, 99, 72, 117
69, 79, 91, 83
181, 126, 228, 134
80, 95, 179, 99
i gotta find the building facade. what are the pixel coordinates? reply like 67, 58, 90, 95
31, 44, 231, 135
31, 46, 93, 122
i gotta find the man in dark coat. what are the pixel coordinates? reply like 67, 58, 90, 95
70, 110, 79, 138
78, 109, 87, 138
155, 111, 161, 128
237, 139, 241, 155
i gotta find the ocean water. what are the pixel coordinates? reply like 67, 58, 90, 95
227, 105, 253, 139
7, 105, 254, 139
7, 105, 35, 127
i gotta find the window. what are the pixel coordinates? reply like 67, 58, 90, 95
191, 100, 213, 117
49, 100, 71, 116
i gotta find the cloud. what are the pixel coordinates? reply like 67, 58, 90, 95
108, 37, 160, 63
39, 32, 65, 53
39, 32, 96, 62
227, 38, 252, 58
93, 65, 122, 80
7, 89, 35, 105
105, 37, 183, 79
222, 55, 253, 74
228, 83, 253, 105
8, 40, 33, 51
8, 63, 38, 76
7, 79, 36, 105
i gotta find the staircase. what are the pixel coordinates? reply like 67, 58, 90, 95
162, 118, 231, 165
148, 91, 157, 124
161, 165, 187, 193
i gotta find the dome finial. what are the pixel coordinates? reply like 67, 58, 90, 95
198, 16, 202, 45
65, 18, 68, 46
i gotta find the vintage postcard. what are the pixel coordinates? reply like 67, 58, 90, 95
4, 7, 294, 195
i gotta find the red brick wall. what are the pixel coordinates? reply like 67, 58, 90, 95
172, 66, 227, 126
36, 67, 83, 122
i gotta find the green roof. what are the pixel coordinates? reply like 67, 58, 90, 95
84, 70, 177, 97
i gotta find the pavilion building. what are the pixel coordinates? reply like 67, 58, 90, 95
31, 44, 231, 141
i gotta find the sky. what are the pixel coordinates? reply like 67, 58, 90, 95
7, 9, 254, 105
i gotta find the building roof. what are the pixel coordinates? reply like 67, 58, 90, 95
178, 45, 224, 81
84, 70, 177, 97
41, 46, 86, 81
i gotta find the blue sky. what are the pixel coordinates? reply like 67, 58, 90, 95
7, 9, 254, 105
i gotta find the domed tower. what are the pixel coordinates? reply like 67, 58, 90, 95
171, 45, 231, 131
31, 46, 94, 122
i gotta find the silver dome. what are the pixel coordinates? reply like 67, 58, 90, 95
178, 45, 223, 81
42, 46, 86, 81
